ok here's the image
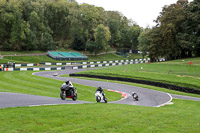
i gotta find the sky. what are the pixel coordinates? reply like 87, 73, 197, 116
76, 0, 193, 28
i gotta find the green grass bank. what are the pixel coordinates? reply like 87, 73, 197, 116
0, 99, 199, 132
0, 71, 121, 102
76, 58, 200, 91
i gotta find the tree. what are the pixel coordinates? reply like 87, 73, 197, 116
149, 0, 191, 60
80, 4, 106, 52
148, 27, 163, 61
106, 11, 122, 48
45, 0, 70, 41
0, 0, 144, 52
186, 0, 200, 56
93, 24, 111, 55
138, 28, 150, 58
125, 24, 141, 50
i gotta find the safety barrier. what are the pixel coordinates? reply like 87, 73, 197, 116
3, 66, 65, 71
1, 57, 165, 71
72, 60, 149, 69
13, 58, 152, 67
14, 62, 73, 67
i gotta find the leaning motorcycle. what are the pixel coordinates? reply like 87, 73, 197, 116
132, 92, 138, 101
95, 91, 107, 103
60, 85, 77, 101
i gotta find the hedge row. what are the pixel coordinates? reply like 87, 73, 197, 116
69, 74, 200, 95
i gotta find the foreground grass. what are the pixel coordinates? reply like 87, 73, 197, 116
0, 71, 121, 102
77, 61, 200, 90
0, 99, 199, 132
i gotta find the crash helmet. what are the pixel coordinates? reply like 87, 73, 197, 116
65, 80, 69, 84
98, 86, 102, 90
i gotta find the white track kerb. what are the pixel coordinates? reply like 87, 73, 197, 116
106, 89, 130, 102
155, 93, 173, 107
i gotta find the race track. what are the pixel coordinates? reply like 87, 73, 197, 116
0, 92, 91, 108
33, 68, 172, 107
1, 67, 200, 109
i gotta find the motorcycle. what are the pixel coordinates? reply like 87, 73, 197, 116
95, 91, 107, 103
60, 85, 77, 101
132, 92, 139, 101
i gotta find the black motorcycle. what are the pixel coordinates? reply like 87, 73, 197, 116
60, 85, 77, 101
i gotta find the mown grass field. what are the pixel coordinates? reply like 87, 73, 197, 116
0, 99, 200, 132
0, 55, 200, 132
0, 71, 121, 102
77, 58, 200, 90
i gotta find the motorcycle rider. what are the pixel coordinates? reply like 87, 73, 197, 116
132, 92, 138, 101
62, 80, 75, 94
96, 87, 105, 96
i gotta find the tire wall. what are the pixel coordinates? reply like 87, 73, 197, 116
70, 74, 200, 95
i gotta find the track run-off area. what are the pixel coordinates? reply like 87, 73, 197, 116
1, 67, 200, 109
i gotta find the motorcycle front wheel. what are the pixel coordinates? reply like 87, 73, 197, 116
103, 96, 107, 103
72, 93, 77, 101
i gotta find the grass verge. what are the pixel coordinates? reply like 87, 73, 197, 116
0, 99, 199, 132
76, 62, 200, 90
0, 71, 121, 102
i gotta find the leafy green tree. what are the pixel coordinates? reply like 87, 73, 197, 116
93, 24, 111, 55
119, 16, 130, 48
149, 0, 191, 60
0, 0, 144, 53
138, 28, 150, 58
186, 0, 200, 56
45, 0, 70, 41
106, 11, 122, 48
40, 32, 56, 51
148, 27, 163, 61
80, 4, 105, 52
86, 41, 96, 54
125, 24, 141, 50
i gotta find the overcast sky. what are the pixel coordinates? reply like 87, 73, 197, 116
76, 0, 193, 28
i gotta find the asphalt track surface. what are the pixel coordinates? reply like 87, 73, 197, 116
1, 67, 200, 108
0, 92, 92, 108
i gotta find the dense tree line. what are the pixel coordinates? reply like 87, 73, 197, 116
1, 0, 199, 60
0, 0, 141, 55
139, 0, 200, 60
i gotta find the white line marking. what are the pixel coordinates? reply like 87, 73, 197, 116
155, 93, 173, 107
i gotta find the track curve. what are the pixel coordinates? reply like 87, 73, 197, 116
2, 67, 199, 109
33, 68, 172, 107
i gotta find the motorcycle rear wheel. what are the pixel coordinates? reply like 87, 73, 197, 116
60, 91, 66, 100
96, 96, 101, 102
